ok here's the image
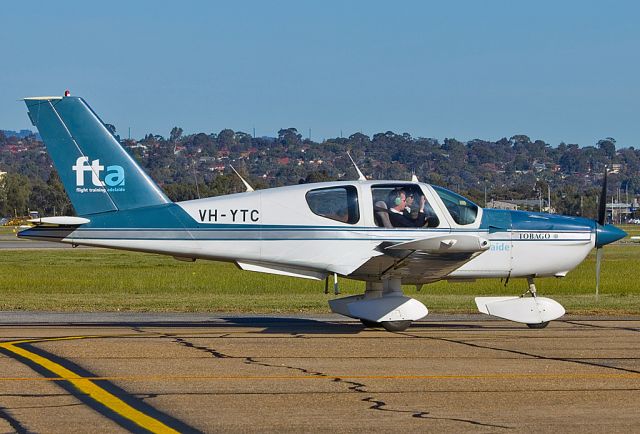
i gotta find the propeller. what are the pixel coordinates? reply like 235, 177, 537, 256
595, 168, 608, 299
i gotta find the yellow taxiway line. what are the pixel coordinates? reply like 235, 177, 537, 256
0, 337, 179, 434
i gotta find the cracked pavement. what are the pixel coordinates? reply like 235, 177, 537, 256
0, 315, 639, 433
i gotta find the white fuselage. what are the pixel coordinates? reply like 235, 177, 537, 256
51, 181, 595, 284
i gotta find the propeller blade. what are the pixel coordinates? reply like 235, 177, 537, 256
598, 168, 608, 226
595, 247, 603, 299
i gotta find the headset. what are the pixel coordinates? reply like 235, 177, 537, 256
388, 189, 405, 207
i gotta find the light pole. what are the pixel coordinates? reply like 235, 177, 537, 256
484, 181, 487, 207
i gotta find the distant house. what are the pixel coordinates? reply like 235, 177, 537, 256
532, 162, 546, 172
126, 143, 148, 150
610, 163, 623, 174
486, 200, 518, 210
7, 144, 28, 153
208, 164, 226, 172
487, 199, 554, 213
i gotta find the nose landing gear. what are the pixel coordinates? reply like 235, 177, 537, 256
524, 277, 549, 329
475, 276, 565, 328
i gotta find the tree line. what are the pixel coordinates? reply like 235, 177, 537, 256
1, 127, 638, 219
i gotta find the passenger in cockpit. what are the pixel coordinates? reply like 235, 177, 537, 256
404, 192, 418, 219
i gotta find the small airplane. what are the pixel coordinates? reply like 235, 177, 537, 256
19, 93, 626, 331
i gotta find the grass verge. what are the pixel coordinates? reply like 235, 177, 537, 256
1, 244, 639, 314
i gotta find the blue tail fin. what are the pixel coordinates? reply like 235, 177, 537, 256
24, 95, 170, 216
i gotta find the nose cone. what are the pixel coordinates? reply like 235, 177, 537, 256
596, 224, 627, 247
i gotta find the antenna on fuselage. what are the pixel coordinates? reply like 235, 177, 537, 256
229, 165, 254, 192
347, 152, 367, 181
411, 171, 419, 182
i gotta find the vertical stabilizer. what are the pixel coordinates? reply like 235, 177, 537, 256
24, 96, 170, 215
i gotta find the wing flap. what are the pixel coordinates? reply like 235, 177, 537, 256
236, 260, 327, 280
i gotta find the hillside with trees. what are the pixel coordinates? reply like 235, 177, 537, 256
1, 127, 638, 219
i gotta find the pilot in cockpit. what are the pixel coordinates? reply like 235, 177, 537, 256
387, 189, 427, 228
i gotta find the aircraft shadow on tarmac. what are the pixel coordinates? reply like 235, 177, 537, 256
214, 317, 486, 334
23, 317, 486, 334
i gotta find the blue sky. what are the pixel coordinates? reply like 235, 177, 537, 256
2, 1, 639, 147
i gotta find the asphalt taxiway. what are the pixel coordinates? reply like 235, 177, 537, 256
0, 313, 639, 433
0, 232, 76, 249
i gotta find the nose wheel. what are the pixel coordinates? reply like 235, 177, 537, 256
380, 320, 412, 332
524, 277, 550, 329
475, 277, 565, 327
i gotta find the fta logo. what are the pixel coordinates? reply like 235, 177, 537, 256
72, 156, 125, 188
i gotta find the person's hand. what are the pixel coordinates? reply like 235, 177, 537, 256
419, 195, 426, 211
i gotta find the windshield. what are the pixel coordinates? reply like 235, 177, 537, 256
432, 186, 478, 225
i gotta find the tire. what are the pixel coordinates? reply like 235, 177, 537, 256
381, 320, 412, 332
527, 321, 549, 329
360, 319, 380, 328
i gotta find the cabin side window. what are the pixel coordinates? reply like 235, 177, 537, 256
431, 186, 478, 225
305, 186, 360, 224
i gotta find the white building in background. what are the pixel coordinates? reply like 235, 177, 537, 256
487, 199, 555, 213
486, 199, 518, 210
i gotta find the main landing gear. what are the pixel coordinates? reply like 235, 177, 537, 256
328, 277, 428, 332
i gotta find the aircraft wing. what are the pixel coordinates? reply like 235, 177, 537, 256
350, 234, 490, 284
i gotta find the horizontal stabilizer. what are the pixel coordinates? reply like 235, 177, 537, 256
475, 296, 565, 324
28, 216, 90, 226
387, 234, 490, 253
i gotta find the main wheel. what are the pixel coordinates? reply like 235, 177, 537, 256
381, 320, 412, 332
360, 319, 380, 328
527, 321, 549, 329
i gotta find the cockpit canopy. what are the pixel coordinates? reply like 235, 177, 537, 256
303, 181, 479, 228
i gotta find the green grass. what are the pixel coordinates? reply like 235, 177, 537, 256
0, 226, 19, 237
620, 224, 640, 238
1, 244, 639, 314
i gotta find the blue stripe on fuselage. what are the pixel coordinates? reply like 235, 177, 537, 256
481, 208, 594, 232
